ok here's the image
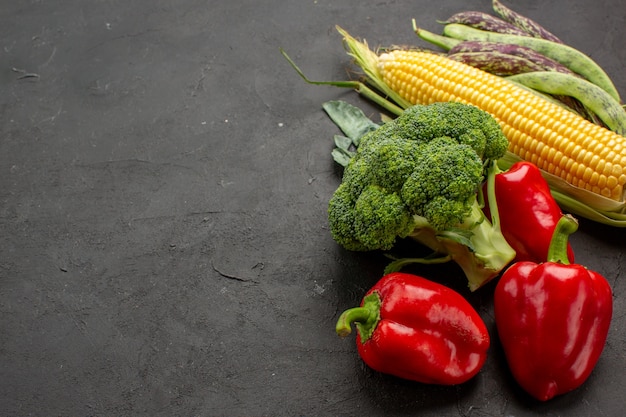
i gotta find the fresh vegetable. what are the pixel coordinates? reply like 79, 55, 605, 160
327, 101, 515, 290
506, 71, 626, 135
448, 51, 557, 76
441, 23, 620, 101
447, 41, 574, 74
329, 28, 626, 215
324, 100, 576, 265
413, 26, 612, 124
323, 100, 576, 264
494, 214, 613, 401
415, 27, 617, 126
491, 0, 563, 43
484, 161, 575, 263
281, 12, 626, 224
336, 272, 490, 385
414, 25, 462, 50
438, 11, 529, 37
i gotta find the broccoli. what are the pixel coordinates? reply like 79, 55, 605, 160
327, 101, 516, 291
358, 101, 508, 160
328, 182, 415, 252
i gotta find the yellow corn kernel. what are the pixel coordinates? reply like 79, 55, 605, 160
377, 50, 626, 201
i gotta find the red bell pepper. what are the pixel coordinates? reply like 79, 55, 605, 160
484, 161, 575, 263
336, 272, 490, 385
494, 214, 612, 401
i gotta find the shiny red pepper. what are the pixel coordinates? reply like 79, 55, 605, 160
485, 161, 574, 263
494, 214, 613, 401
336, 272, 490, 385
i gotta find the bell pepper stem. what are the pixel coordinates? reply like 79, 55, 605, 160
547, 214, 579, 264
335, 307, 370, 337
335, 292, 381, 342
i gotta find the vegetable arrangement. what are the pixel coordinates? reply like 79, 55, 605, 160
281, 0, 626, 226
281, 0, 618, 404
327, 102, 515, 291
336, 31, 626, 222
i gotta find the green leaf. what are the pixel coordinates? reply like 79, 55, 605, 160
322, 100, 379, 143
331, 148, 355, 167
333, 134, 353, 152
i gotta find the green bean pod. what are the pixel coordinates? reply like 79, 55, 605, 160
442, 23, 621, 102
507, 71, 626, 135
492, 0, 563, 43
413, 24, 461, 51
438, 11, 530, 37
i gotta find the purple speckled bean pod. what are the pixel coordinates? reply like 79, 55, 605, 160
448, 41, 575, 74
439, 11, 530, 37
441, 24, 621, 102
492, 0, 563, 43
448, 51, 553, 76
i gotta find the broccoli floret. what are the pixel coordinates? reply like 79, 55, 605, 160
327, 183, 368, 251
343, 137, 420, 195
353, 185, 416, 250
401, 137, 484, 230
327, 101, 515, 290
360, 101, 508, 160
328, 184, 416, 252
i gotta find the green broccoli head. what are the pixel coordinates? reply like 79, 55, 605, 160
328, 101, 509, 252
328, 134, 485, 251
364, 101, 508, 161
401, 137, 484, 230
325, 101, 516, 290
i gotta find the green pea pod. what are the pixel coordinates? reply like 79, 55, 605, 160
507, 71, 626, 135
442, 23, 621, 103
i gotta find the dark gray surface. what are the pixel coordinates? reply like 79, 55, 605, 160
1, 0, 625, 416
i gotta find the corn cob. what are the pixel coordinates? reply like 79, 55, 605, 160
337, 28, 626, 204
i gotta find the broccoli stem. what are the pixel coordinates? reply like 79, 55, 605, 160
407, 161, 516, 291
447, 200, 516, 291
